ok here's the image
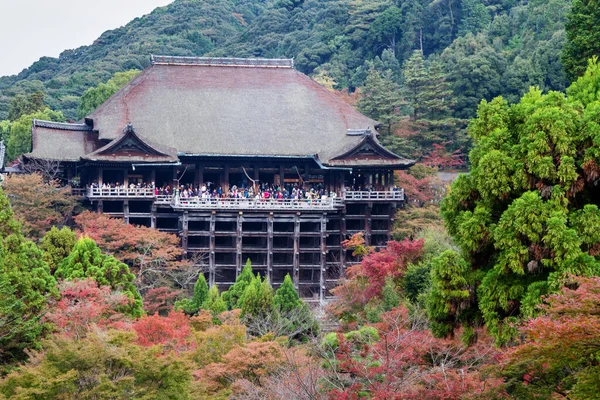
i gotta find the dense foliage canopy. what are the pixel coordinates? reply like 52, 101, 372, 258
432, 59, 600, 344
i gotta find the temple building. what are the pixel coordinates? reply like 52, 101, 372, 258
25, 56, 414, 302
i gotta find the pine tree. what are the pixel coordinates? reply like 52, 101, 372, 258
222, 259, 254, 310
273, 274, 301, 313
56, 237, 143, 317
175, 273, 209, 316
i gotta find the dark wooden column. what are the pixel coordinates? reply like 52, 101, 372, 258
151, 204, 157, 229
267, 212, 274, 282
123, 200, 129, 224
293, 212, 301, 289
279, 165, 285, 188
364, 202, 372, 246
172, 167, 178, 189
98, 167, 103, 185
209, 211, 216, 286
319, 213, 327, 303
236, 212, 243, 276
223, 164, 230, 194
124, 169, 129, 187
181, 211, 189, 252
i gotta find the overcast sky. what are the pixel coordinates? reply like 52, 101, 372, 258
0, 0, 174, 77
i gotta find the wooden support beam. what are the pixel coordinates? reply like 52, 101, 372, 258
365, 202, 372, 246
267, 212, 274, 282
98, 167, 103, 185
236, 212, 243, 276
182, 211, 189, 251
123, 200, 129, 225
124, 169, 129, 187
279, 165, 284, 188
151, 204, 157, 229
293, 212, 300, 289
209, 211, 216, 286
320, 213, 327, 304
340, 208, 346, 270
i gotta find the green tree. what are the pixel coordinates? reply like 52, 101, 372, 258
458, 0, 491, 36
562, 0, 600, 81
175, 273, 209, 316
41, 226, 77, 273
77, 70, 140, 119
357, 67, 404, 135
6, 108, 65, 162
56, 237, 143, 317
8, 91, 46, 121
222, 259, 254, 310
240, 274, 274, 318
273, 274, 301, 313
426, 250, 475, 339
0, 186, 57, 365
203, 285, 227, 322
437, 60, 600, 344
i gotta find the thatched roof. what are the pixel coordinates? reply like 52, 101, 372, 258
30, 56, 413, 168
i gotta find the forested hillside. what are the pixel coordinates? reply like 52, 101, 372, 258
0, 0, 573, 163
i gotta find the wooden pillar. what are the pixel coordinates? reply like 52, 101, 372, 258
98, 167, 103, 185
150, 170, 156, 186
304, 163, 311, 186
172, 167, 178, 189
236, 212, 243, 276
388, 203, 397, 242
222, 164, 229, 194
383, 171, 389, 189
254, 165, 260, 190
123, 169, 129, 187
293, 213, 300, 289
279, 165, 284, 188
151, 204, 157, 229
97, 199, 103, 213
340, 206, 347, 270
320, 213, 327, 304
194, 164, 200, 187
209, 211, 216, 286
364, 202, 372, 246
181, 211, 189, 251
267, 213, 274, 283
198, 165, 204, 187
123, 200, 129, 224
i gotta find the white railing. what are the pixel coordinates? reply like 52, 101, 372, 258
344, 190, 404, 201
172, 196, 344, 210
87, 187, 155, 197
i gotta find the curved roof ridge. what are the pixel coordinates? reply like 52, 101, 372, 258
33, 119, 90, 131
150, 55, 294, 68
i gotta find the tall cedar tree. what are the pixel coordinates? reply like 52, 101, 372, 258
204, 285, 227, 323
434, 59, 600, 344
0, 186, 57, 365
273, 274, 301, 313
56, 237, 143, 317
222, 259, 254, 310
562, 0, 600, 81
357, 67, 403, 135
240, 274, 274, 318
175, 273, 209, 316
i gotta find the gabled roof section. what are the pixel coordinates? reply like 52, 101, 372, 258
327, 130, 414, 169
85, 56, 390, 163
82, 124, 178, 163
25, 119, 97, 162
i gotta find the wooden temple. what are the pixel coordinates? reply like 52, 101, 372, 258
25, 56, 414, 302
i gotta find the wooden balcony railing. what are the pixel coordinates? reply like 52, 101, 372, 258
86, 187, 155, 197
84, 188, 405, 206
173, 196, 344, 210
343, 190, 404, 201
